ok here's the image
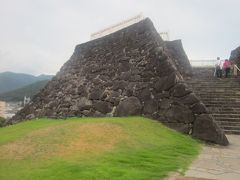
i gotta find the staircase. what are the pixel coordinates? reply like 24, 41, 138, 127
186, 67, 240, 134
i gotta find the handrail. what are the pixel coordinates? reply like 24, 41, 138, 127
190, 59, 215, 67
233, 64, 240, 77
234, 64, 240, 72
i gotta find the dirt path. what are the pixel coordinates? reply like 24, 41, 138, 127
184, 135, 240, 180
167, 135, 240, 180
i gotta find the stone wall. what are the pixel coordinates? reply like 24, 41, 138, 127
165, 40, 192, 77
230, 46, 240, 66
10, 18, 228, 145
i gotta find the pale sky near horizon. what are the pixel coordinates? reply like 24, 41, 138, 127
0, 0, 239, 75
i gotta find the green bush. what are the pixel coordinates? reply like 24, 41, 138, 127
0, 117, 5, 127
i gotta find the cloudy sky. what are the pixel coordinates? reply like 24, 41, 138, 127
0, 0, 239, 75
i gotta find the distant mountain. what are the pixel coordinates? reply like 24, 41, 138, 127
0, 80, 49, 102
37, 74, 54, 81
0, 72, 54, 94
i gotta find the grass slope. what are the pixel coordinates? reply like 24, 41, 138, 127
0, 117, 200, 180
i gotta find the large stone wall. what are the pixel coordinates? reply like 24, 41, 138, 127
230, 46, 240, 66
10, 18, 228, 145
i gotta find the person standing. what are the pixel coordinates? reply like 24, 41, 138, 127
215, 57, 224, 78
223, 59, 231, 78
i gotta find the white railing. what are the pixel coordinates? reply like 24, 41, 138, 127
90, 13, 145, 40
190, 60, 215, 67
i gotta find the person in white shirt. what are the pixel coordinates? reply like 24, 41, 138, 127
215, 57, 224, 78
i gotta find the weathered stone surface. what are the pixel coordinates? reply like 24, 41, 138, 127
78, 97, 92, 110
10, 18, 228, 145
191, 102, 208, 114
89, 89, 104, 100
165, 40, 192, 77
179, 93, 199, 106
143, 99, 158, 114
94, 101, 112, 114
229, 46, 240, 66
164, 105, 195, 124
172, 83, 191, 97
193, 114, 229, 145
114, 96, 142, 116
159, 98, 172, 110
162, 122, 192, 134
163, 73, 180, 91
26, 114, 35, 120
154, 77, 168, 93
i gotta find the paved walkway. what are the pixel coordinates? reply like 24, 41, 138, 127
184, 135, 240, 180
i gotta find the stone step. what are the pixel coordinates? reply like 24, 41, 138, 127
189, 80, 239, 81
213, 117, 240, 122
213, 114, 240, 118
198, 95, 240, 99
207, 107, 240, 110
196, 93, 240, 96
210, 110, 240, 114
220, 125, 240, 131
208, 109, 240, 114
189, 84, 240, 87
203, 102, 240, 106
197, 91, 240, 94
188, 80, 240, 82
200, 97, 240, 100
188, 81, 240, 84
188, 81, 240, 83
198, 97, 240, 100
198, 96, 240, 100
223, 129, 240, 135
191, 88, 240, 91
188, 81, 238, 83
188, 82, 240, 85
206, 107, 240, 110
205, 104, 240, 108
202, 100, 240, 103
201, 100, 240, 104
188, 80, 240, 83
192, 90, 240, 93
192, 89, 240, 92
216, 121, 240, 126
188, 85, 240, 88
188, 68, 240, 134
190, 86, 240, 88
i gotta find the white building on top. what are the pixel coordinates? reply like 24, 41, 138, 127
159, 32, 170, 41
24, 96, 31, 106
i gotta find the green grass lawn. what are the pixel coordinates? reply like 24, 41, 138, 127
0, 117, 201, 180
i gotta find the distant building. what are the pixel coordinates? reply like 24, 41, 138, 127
0, 101, 5, 117
24, 96, 31, 106
159, 32, 170, 41
90, 13, 145, 40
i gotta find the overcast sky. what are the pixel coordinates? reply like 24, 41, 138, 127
0, 0, 239, 75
